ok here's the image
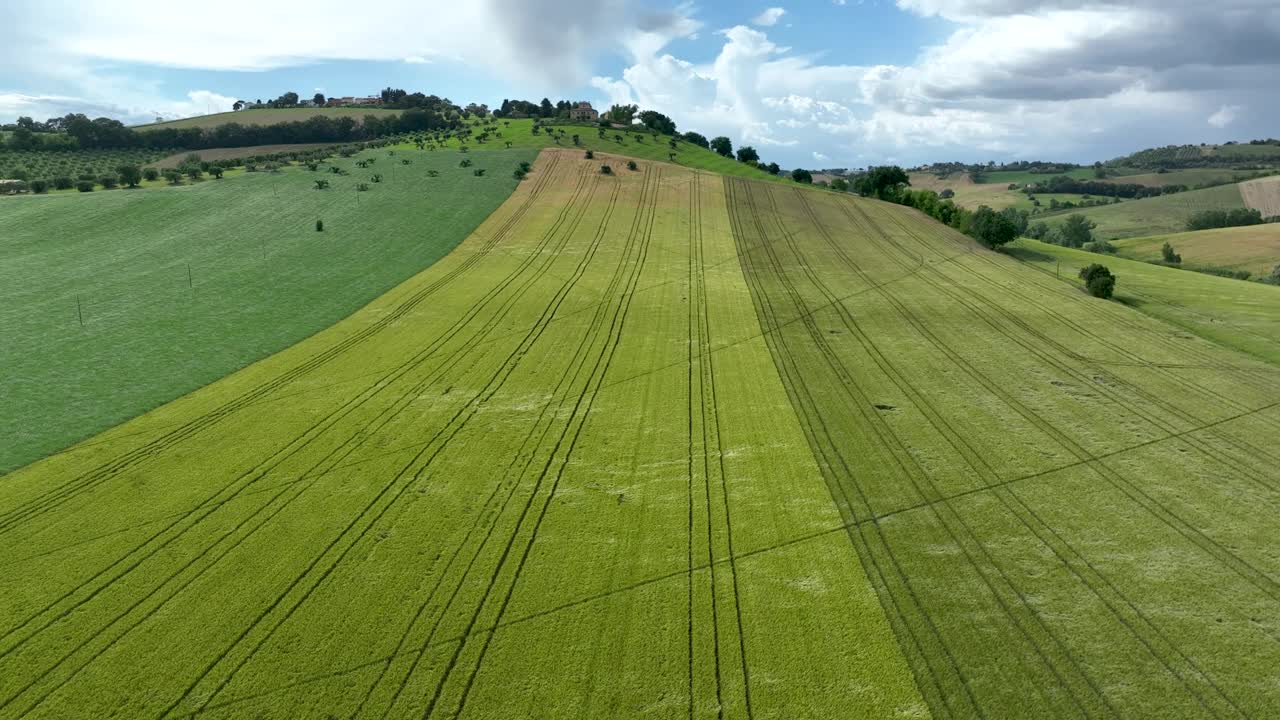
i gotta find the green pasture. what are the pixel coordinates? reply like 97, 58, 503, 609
1112, 224, 1280, 278
1009, 238, 1280, 364
1042, 183, 1246, 239
0, 146, 534, 472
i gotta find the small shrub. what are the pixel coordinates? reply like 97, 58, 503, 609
246, 164, 258, 172
473, 168, 486, 176
76, 180, 95, 192
142, 168, 160, 182
30, 179, 49, 194
1083, 240, 1117, 254
600, 164, 613, 175
314, 179, 330, 190
427, 169, 440, 178
1161, 242, 1182, 264
585, 150, 595, 160
400, 159, 411, 165
626, 160, 638, 171
316, 219, 324, 232
98, 175, 119, 189
518, 161, 532, 172
513, 169, 527, 180
356, 183, 370, 192
163, 169, 183, 185
459, 159, 473, 168
53, 177, 74, 190
371, 174, 383, 183
210, 166, 225, 179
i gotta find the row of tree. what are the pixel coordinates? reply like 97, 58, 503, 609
1024, 175, 1186, 199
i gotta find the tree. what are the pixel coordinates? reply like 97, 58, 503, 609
585, 150, 595, 159
1079, 263, 1116, 298
682, 132, 709, 148
736, 146, 759, 164
1058, 214, 1096, 248
313, 93, 326, 106
233, 100, 244, 111
857, 165, 910, 199
969, 206, 1019, 249
627, 160, 638, 171
210, 165, 225, 179
940, 188, 955, 199
830, 178, 849, 192
791, 168, 813, 184
765, 162, 780, 175
710, 136, 733, 158
274, 91, 299, 107
605, 103, 638, 124
1161, 242, 1182, 264
637, 110, 676, 135
163, 169, 183, 185
600, 164, 613, 175
540, 98, 554, 118
117, 164, 143, 188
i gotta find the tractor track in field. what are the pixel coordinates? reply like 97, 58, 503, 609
748, 181, 1115, 718
792, 188, 1247, 718
850, 201, 1280, 532
0, 161, 610, 717
0, 152, 567, 537
847, 200, 1280, 491
422, 167, 663, 720
349, 174, 627, 720
834, 194, 1280, 634
685, 171, 753, 720
725, 177, 985, 719
0, 162, 595, 668
161, 167, 616, 718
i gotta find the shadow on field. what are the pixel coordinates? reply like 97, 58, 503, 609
1003, 246, 1055, 263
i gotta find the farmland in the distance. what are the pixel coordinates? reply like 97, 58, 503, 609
1111, 224, 1280, 278
1042, 182, 1246, 239
0, 146, 535, 473
2, 149, 1279, 718
135, 107, 403, 130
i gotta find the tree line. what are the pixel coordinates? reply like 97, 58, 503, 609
1, 111, 464, 152
1024, 175, 1186, 199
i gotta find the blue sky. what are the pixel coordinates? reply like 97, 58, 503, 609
3, 1, 1277, 168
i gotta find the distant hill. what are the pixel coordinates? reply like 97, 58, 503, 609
1112, 224, 1280, 278
1041, 183, 1246, 239
135, 107, 402, 130
1106, 140, 1280, 170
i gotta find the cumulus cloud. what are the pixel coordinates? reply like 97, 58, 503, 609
753, 7, 786, 26
1207, 104, 1242, 128
593, 0, 1280, 166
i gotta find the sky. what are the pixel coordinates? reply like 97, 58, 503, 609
2, 0, 1278, 168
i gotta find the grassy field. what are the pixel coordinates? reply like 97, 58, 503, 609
1112, 225, 1280, 277
0, 150, 925, 719
1239, 176, 1280, 218
1043, 183, 1246, 239
983, 168, 1096, 185
730, 184, 1280, 717
3, 149, 1279, 718
136, 107, 403, 130
1107, 168, 1264, 188
428, 118, 784, 183
0, 145, 534, 473
1009, 238, 1280, 364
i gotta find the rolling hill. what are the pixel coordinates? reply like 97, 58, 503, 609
1112, 224, 1280, 278
0, 146, 535, 473
1042, 183, 1246, 239
3, 148, 1278, 718
135, 107, 403, 130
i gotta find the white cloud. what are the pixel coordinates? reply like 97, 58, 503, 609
592, 1, 1280, 167
403, 56, 432, 64
1207, 104, 1242, 128
813, 151, 830, 162
753, 7, 786, 26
